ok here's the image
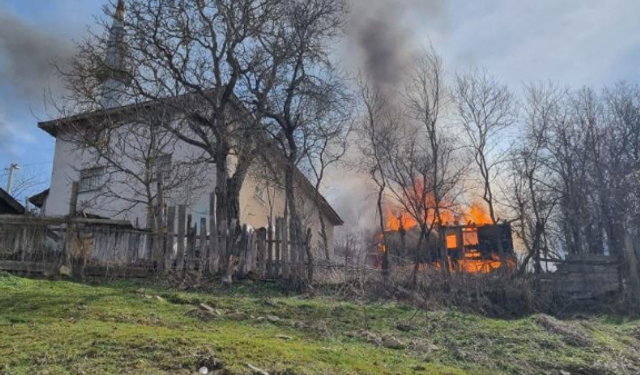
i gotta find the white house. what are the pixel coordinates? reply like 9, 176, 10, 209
36, 0, 343, 253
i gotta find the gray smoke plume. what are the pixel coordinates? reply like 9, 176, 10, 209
326, 0, 449, 230
346, 0, 447, 88
0, 10, 71, 101
0, 9, 71, 156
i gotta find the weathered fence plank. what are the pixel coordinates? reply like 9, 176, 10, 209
199, 217, 207, 271
208, 193, 219, 274
154, 173, 165, 268
256, 228, 266, 277
267, 224, 274, 278
282, 218, 290, 279
165, 206, 176, 270
176, 205, 186, 271
275, 218, 282, 278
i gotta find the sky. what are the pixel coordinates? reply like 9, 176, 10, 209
1, 0, 640, 216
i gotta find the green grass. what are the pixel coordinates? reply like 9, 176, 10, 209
1, 273, 639, 375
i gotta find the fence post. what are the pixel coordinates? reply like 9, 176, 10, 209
304, 228, 313, 283
208, 192, 219, 274
218, 188, 228, 274
176, 205, 186, 271
267, 223, 273, 278
275, 218, 281, 278
282, 218, 290, 279
165, 206, 176, 270
154, 172, 166, 271
186, 214, 194, 271
246, 229, 256, 275
289, 222, 298, 280
298, 229, 306, 280
257, 228, 266, 278
63, 181, 79, 269
237, 225, 248, 276
199, 217, 207, 273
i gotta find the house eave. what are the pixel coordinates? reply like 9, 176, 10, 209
0, 188, 25, 215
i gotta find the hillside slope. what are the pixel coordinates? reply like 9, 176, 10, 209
0, 273, 639, 375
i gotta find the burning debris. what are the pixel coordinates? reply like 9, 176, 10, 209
369, 202, 516, 274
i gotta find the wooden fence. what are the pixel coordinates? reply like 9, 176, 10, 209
540, 254, 622, 300
0, 188, 312, 281
151, 205, 313, 281
0, 215, 154, 278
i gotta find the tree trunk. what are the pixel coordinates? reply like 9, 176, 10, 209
227, 176, 242, 223
284, 155, 305, 283
318, 210, 330, 261
377, 186, 390, 282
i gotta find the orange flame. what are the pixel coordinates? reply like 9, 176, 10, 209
384, 200, 494, 231
377, 188, 512, 274
457, 251, 504, 273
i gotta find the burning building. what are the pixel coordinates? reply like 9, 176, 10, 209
368, 202, 516, 274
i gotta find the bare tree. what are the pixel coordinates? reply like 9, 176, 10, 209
402, 48, 465, 281
504, 84, 557, 274
59, 0, 285, 225
305, 117, 353, 261
454, 68, 516, 224
357, 81, 399, 281
249, 0, 351, 283
0, 166, 46, 206
357, 48, 466, 285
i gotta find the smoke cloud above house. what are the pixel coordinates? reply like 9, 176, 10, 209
324, 0, 449, 231
345, 0, 447, 88
0, 11, 71, 101
0, 9, 71, 156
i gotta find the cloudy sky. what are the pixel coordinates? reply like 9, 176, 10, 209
1, 0, 639, 208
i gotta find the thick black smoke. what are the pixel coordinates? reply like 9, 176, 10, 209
326, 0, 448, 230
347, 0, 446, 88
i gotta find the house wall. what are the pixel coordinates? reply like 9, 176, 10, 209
238, 171, 335, 255
44, 125, 337, 255
44, 126, 215, 228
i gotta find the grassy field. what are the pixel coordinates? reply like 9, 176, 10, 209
1, 273, 639, 375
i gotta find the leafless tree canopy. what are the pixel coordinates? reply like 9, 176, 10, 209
454, 68, 517, 224
245, 0, 351, 281
0, 166, 46, 205
59, 0, 289, 223
357, 48, 467, 283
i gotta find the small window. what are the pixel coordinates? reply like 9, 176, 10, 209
255, 184, 266, 204
446, 234, 458, 249
79, 167, 106, 192
153, 154, 172, 178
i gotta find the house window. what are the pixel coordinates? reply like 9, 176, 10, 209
79, 167, 106, 192
153, 154, 172, 179
255, 184, 266, 204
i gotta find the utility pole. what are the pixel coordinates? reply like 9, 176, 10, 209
5, 163, 20, 195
